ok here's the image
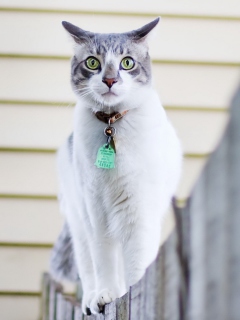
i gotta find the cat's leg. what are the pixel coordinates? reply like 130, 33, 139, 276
57, 140, 96, 314
62, 198, 96, 314
122, 220, 162, 288
69, 222, 96, 314
87, 235, 123, 314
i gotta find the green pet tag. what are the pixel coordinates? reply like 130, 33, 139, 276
95, 144, 115, 169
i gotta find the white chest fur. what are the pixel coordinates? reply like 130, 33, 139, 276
57, 86, 182, 315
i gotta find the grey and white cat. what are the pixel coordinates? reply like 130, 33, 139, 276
50, 18, 182, 315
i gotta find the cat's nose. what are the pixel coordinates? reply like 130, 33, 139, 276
102, 77, 118, 89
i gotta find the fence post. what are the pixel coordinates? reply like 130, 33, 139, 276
42, 85, 240, 320
42, 273, 51, 320
116, 293, 130, 320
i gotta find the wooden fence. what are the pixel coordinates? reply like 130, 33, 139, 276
41, 85, 240, 320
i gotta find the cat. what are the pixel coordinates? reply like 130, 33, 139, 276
50, 17, 182, 315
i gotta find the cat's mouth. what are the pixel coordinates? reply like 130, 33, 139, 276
102, 91, 117, 97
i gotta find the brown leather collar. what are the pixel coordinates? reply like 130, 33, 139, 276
94, 111, 119, 124
94, 110, 129, 124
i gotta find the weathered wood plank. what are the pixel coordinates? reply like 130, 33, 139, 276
161, 231, 181, 320
204, 130, 228, 320
49, 280, 63, 320
42, 273, 51, 320
74, 304, 82, 320
227, 86, 240, 320
186, 85, 240, 320
144, 250, 164, 320
95, 312, 105, 320
187, 171, 207, 320
130, 277, 145, 320
116, 293, 129, 320
143, 230, 181, 320
173, 202, 190, 319
104, 300, 116, 320
65, 297, 74, 320
56, 292, 66, 320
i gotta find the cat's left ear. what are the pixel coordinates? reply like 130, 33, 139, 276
127, 17, 160, 42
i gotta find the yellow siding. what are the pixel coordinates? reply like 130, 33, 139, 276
1, 0, 240, 17
1, 12, 240, 62
0, 151, 205, 199
0, 1, 239, 318
0, 59, 239, 107
0, 198, 62, 243
0, 296, 40, 320
0, 105, 228, 153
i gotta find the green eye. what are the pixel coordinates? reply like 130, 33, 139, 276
85, 57, 100, 70
120, 57, 135, 70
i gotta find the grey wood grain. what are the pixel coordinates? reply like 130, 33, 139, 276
95, 312, 105, 320
173, 202, 190, 319
64, 298, 74, 320
83, 314, 94, 320
49, 280, 63, 320
116, 293, 129, 320
161, 231, 181, 320
186, 85, 240, 320
130, 277, 145, 320
144, 246, 164, 320
143, 230, 181, 320
42, 273, 51, 320
204, 130, 228, 320
227, 86, 240, 320
187, 171, 207, 320
74, 304, 82, 320
56, 292, 66, 320
104, 301, 116, 320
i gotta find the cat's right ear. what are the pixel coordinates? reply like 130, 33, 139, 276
62, 21, 94, 44
127, 17, 160, 43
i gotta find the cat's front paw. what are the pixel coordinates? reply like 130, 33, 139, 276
82, 291, 95, 315
89, 288, 116, 314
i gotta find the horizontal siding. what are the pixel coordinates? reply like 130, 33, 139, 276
0, 151, 207, 200
152, 64, 239, 108
1, 2, 239, 315
0, 247, 75, 293
0, 199, 175, 245
0, 104, 73, 151
0, 1, 240, 17
0, 58, 239, 108
0, 295, 40, 320
166, 110, 228, 154
0, 210, 174, 298
0, 104, 228, 154
0, 198, 63, 243
0, 247, 50, 292
0, 152, 58, 195
0, 12, 240, 62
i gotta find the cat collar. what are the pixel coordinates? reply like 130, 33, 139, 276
94, 110, 129, 124
94, 110, 128, 169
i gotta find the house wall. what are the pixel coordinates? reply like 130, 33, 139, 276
0, 1, 239, 319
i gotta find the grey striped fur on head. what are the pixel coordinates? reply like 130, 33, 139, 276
62, 18, 159, 107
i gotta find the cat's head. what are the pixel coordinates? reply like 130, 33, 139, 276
62, 18, 159, 110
